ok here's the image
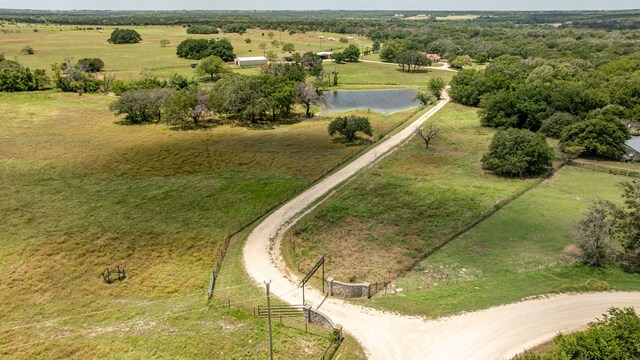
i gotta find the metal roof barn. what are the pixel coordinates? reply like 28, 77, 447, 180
234, 56, 267, 67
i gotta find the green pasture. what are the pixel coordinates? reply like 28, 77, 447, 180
0, 90, 413, 358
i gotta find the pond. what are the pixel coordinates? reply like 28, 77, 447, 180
323, 89, 421, 115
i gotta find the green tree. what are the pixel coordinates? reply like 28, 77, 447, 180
371, 40, 381, 53
451, 55, 473, 68
163, 87, 212, 127
540, 112, 578, 138
609, 180, 640, 261
475, 52, 489, 64
108, 29, 142, 44
301, 52, 323, 76
481, 128, 554, 177
109, 88, 174, 124
186, 25, 219, 35
264, 63, 305, 83
266, 50, 279, 62
160, 39, 170, 48
176, 38, 235, 61
449, 69, 488, 106
427, 77, 446, 100
559, 118, 630, 159
328, 115, 373, 142
380, 39, 405, 63
282, 43, 295, 52
197, 56, 230, 81
342, 44, 361, 62
414, 92, 436, 107
332, 52, 347, 64
260, 75, 295, 121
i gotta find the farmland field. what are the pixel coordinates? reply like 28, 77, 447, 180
0, 24, 371, 80
329, 61, 455, 90
367, 166, 640, 317
284, 103, 536, 283
0, 91, 418, 358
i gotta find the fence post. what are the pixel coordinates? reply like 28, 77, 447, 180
208, 269, 215, 300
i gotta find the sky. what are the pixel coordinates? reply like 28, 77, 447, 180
3, 1, 639, 11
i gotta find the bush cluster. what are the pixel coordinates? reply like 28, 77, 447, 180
176, 38, 235, 61
186, 25, 219, 34
108, 29, 142, 44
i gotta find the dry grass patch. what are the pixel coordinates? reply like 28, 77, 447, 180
1, 91, 397, 358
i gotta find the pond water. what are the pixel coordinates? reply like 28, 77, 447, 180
323, 89, 421, 115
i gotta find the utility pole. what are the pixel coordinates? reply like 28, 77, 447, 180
265, 281, 274, 360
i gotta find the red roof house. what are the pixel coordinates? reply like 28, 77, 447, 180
418, 52, 442, 62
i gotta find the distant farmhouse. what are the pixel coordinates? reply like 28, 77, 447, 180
317, 51, 333, 60
418, 52, 442, 63
235, 56, 267, 67
623, 136, 640, 162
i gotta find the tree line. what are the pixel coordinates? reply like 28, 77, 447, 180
449, 53, 640, 168
109, 55, 326, 127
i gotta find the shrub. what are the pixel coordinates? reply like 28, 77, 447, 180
108, 29, 141, 44
517, 308, 640, 359
540, 112, 578, 138
20, 45, 35, 55
282, 43, 295, 52
328, 115, 373, 142
481, 128, 554, 177
77, 58, 105, 72
0, 67, 48, 92
111, 77, 168, 95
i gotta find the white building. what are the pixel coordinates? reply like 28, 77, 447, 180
316, 51, 333, 60
234, 56, 267, 67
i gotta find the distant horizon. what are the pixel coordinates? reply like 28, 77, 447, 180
3, 0, 640, 12
3, 8, 640, 12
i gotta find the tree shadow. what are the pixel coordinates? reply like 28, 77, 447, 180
331, 136, 373, 147
167, 120, 222, 131
394, 68, 431, 74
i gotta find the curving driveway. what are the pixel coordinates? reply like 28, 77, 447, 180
242, 96, 640, 359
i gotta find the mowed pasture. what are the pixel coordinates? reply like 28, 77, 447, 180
329, 61, 455, 90
285, 103, 536, 283
0, 24, 371, 80
0, 91, 414, 357
369, 166, 640, 317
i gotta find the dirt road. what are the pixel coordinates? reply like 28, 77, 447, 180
242, 96, 640, 359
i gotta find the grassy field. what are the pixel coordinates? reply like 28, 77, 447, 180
329, 61, 455, 90
284, 103, 536, 283
364, 166, 640, 317
436, 15, 481, 21
0, 24, 371, 81
0, 91, 424, 358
